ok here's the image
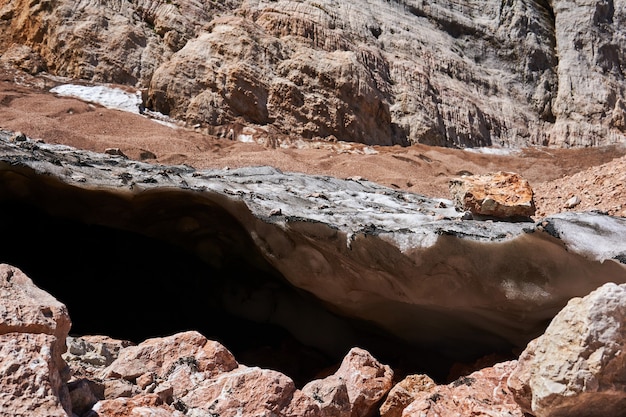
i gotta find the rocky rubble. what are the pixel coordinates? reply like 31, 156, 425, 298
4, 266, 626, 416
1, 0, 625, 147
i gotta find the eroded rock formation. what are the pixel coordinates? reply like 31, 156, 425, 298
1, 0, 625, 147
1, 131, 626, 373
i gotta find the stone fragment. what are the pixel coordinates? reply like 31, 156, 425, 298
305, 347, 394, 417
68, 379, 99, 416
402, 361, 522, 417
102, 330, 237, 381
0, 333, 72, 417
64, 335, 134, 379
181, 365, 303, 416
104, 147, 127, 157
0, 263, 71, 349
564, 195, 581, 208
92, 393, 184, 417
449, 171, 536, 218
0, 264, 72, 416
379, 374, 436, 417
302, 375, 351, 417
507, 283, 626, 417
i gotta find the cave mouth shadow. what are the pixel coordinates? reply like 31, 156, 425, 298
0, 184, 515, 385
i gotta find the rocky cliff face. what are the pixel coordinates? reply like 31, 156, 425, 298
1, 0, 625, 147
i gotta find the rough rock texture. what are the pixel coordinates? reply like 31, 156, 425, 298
102, 330, 239, 398
1, 0, 625, 147
508, 282, 626, 417
64, 335, 134, 379
401, 361, 523, 417
0, 264, 72, 416
303, 347, 394, 417
379, 374, 436, 417
449, 171, 536, 218
1, 134, 626, 361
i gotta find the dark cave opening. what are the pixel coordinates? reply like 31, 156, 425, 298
0, 169, 513, 385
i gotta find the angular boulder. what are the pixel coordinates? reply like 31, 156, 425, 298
379, 374, 436, 417
507, 282, 626, 417
101, 330, 239, 398
181, 365, 311, 417
402, 361, 522, 417
0, 264, 72, 416
449, 171, 536, 218
303, 347, 394, 417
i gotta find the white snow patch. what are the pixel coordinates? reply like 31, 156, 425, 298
551, 213, 626, 262
464, 147, 519, 156
237, 134, 255, 143
50, 84, 142, 114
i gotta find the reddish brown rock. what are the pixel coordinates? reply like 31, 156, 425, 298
92, 393, 183, 417
302, 375, 351, 417
181, 365, 310, 417
0, 263, 71, 348
304, 347, 394, 417
102, 330, 238, 398
0, 264, 72, 416
449, 171, 536, 218
402, 361, 523, 417
379, 374, 436, 417
0, 333, 72, 417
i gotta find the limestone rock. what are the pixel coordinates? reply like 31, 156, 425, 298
507, 283, 626, 417
379, 374, 436, 417
449, 171, 536, 218
0, 264, 72, 416
402, 361, 523, 417
1, 0, 626, 146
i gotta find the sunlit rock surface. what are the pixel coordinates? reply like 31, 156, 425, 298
1, 0, 625, 146
1, 132, 626, 362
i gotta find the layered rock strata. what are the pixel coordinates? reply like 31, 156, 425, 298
1, 132, 626, 366
1, 0, 625, 147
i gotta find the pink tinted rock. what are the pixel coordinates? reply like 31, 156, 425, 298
302, 374, 351, 417
182, 365, 300, 416
306, 347, 394, 417
0, 264, 71, 354
0, 264, 73, 416
0, 333, 72, 416
92, 393, 184, 417
379, 374, 436, 417
102, 330, 238, 385
402, 361, 523, 417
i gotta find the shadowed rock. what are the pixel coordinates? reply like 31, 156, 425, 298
1, 133, 626, 371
